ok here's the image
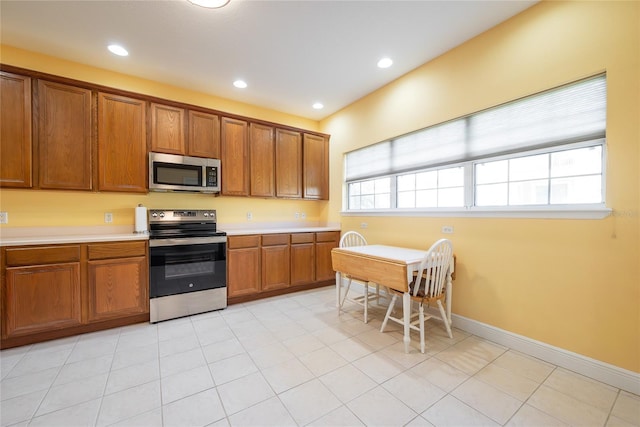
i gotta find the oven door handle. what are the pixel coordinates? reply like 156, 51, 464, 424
149, 236, 227, 247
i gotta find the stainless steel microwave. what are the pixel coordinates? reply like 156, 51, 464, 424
149, 152, 220, 193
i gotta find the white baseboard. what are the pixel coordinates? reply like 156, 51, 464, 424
451, 313, 640, 395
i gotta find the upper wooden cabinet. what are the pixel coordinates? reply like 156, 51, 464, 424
221, 117, 249, 196
275, 129, 302, 198
303, 133, 329, 200
97, 92, 147, 192
151, 103, 185, 155
38, 80, 92, 190
249, 123, 275, 197
189, 110, 220, 159
0, 71, 32, 188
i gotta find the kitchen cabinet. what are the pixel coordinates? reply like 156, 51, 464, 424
315, 231, 340, 281
290, 233, 315, 286
3, 245, 82, 339
98, 92, 147, 192
261, 234, 290, 291
303, 133, 329, 200
189, 110, 220, 159
151, 103, 185, 155
0, 71, 32, 188
227, 231, 339, 304
227, 235, 261, 298
221, 117, 249, 196
86, 242, 148, 322
249, 123, 275, 197
1, 240, 149, 349
38, 80, 93, 190
275, 128, 303, 198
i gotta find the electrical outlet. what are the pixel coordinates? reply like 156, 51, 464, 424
295, 212, 300, 219
360, 222, 368, 229
301, 212, 306, 219
246, 212, 253, 221
442, 225, 454, 234
0, 212, 8, 224
104, 212, 113, 223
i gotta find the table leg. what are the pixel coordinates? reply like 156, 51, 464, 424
403, 291, 411, 353
446, 272, 452, 325
335, 271, 342, 310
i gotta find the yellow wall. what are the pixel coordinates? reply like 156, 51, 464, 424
0, 46, 326, 228
321, 1, 640, 372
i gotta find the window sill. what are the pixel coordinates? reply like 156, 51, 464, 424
341, 205, 612, 220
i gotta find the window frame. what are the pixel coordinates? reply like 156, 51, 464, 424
342, 139, 611, 220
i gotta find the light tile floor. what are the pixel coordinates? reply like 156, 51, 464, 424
1, 286, 638, 427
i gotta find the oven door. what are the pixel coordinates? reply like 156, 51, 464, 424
149, 241, 226, 298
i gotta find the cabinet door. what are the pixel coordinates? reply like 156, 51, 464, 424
188, 110, 220, 158
98, 92, 147, 192
0, 72, 32, 188
275, 129, 302, 198
250, 123, 275, 197
4, 263, 82, 338
151, 103, 185, 155
38, 80, 92, 190
291, 243, 315, 286
227, 247, 261, 297
221, 117, 249, 196
261, 245, 290, 291
303, 133, 329, 200
87, 256, 148, 322
315, 232, 340, 282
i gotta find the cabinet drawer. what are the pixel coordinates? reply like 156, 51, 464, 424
316, 231, 340, 243
262, 234, 289, 246
291, 233, 314, 244
228, 235, 260, 249
88, 241, 147, 260
5, 245, 81, 267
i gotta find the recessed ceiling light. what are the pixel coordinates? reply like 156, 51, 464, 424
233, 80, 247, 89
187, 0, 230, 8
108, 44, 129, 57
312, 102, 324, 110
377, 57, 393, 68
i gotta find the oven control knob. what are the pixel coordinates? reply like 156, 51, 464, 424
203, 212, 209, 217
151, 212, 158, 218
159, 212, 165, 218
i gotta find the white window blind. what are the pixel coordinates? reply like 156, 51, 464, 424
345, 74, 606, 182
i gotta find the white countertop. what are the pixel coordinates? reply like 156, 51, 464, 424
0, 226, 148, 247
0, 223, 341, 246
221, 225, 341, 236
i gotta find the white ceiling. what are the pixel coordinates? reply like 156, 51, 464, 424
1, 0, 537, 120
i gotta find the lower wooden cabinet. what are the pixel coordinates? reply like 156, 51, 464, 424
4, 261, 82, 338
261, 234, 290, 291
1, 240, 149, 348
290, 233, 315, 286
227, 235, 261, 298
227, 231, 339, 303
87, 242, 148, 322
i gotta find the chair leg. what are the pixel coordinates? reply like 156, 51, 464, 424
419, 303, 425, 354
339, 278, 353, 309
380, 293, 397, 332
437, 300, 453, 339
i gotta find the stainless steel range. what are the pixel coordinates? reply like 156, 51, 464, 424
148, 209, 227, 323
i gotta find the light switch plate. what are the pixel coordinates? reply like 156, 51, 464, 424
0, 212, 8, 224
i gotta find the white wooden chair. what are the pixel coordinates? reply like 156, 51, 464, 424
380, 238, 454, 353
338, 231, 381, 323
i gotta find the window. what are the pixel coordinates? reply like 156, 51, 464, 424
344, 74, 608, 218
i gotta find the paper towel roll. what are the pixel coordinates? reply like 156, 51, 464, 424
134, 205, 148, 234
